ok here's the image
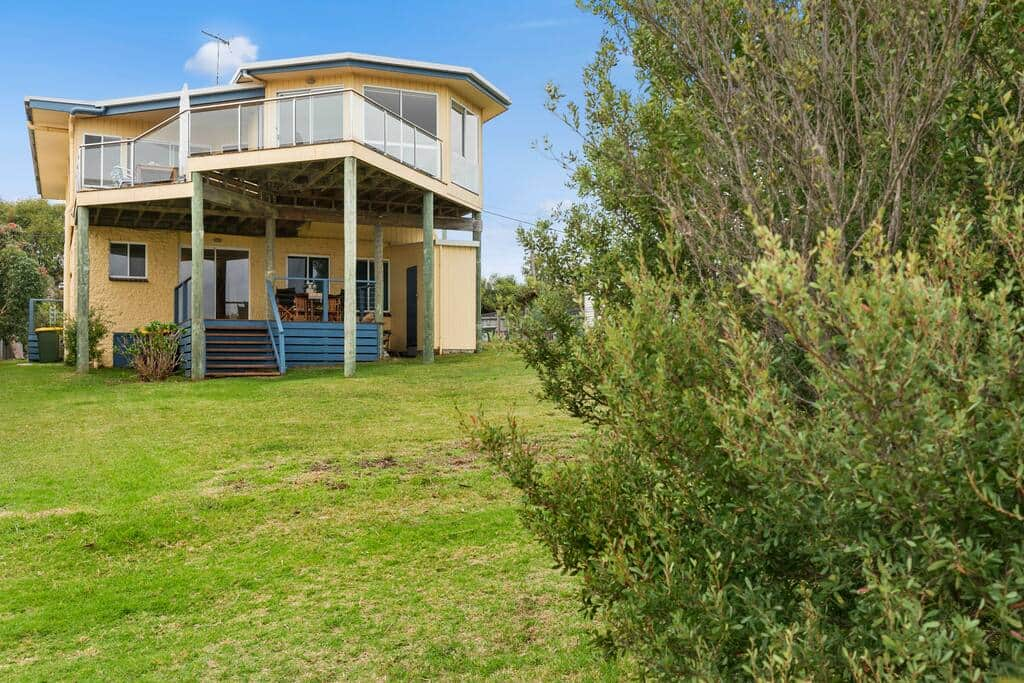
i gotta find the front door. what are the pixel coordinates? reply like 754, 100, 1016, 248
406, 266, 418, 352
179, 248, 250, 320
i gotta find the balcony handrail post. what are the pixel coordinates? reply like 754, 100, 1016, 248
322, 277, 328, 322
178, 85, 190, 179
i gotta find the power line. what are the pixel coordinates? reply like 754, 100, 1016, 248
480, 208, 538, 227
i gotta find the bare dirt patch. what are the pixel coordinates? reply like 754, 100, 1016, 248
357, 455, 399, 469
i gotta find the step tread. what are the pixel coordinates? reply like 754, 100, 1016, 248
207, 372, 281, 377
206, 362, 278, 368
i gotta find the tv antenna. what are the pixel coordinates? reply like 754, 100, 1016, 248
201, 30, 231, 84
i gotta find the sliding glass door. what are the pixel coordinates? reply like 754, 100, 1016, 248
179, 248, 250, 319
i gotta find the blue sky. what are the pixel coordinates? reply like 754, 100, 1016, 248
0, 1, 607, 277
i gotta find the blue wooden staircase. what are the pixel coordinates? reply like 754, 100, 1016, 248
204, 320, 281, 378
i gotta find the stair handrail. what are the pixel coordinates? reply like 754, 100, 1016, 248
265, 278, 286, 374
173, 278, 191, 324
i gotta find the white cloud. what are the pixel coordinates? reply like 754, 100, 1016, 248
185, 35, 259, 81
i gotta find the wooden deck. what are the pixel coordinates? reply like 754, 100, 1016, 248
178, 319, 381, 376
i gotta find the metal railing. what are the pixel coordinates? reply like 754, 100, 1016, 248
77, 88, 443, 190
173, 277, 191, 324
265, 279, 286, 374
271, 276, 364, 322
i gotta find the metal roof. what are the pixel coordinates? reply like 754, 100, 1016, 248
233, 52, 511, 106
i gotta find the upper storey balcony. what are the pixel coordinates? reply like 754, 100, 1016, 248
77, 86, 480, 196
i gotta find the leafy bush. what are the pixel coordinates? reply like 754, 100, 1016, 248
63, 307, 109, 367
473, 210, 1024, 679
123, 321, 181, 381
470, 0, 1024, 677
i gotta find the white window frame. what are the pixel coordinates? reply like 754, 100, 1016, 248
287, 253, 332, 289
109, 241, 148, 280
276, 87, 344, 147
449, 99, 480, 160
362, 85, 439, 136
178, 246, 253, 320
82, 133, 126, 189
450, 97, 481, 193
356, 257, 391, 313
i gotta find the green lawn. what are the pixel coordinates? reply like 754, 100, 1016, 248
0, 351, 620, 680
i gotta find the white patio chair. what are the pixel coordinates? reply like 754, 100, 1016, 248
111, 166, 133, 187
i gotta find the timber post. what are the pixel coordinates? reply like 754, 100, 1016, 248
75, 205, 90, 373
190, 172, 206, 380
373, 223, 384, 358
472, 213, 482, 350
422, 191, 435, 364
265, 216, 276, 317
343, 157, 357, 377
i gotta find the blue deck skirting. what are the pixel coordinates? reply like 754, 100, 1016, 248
112, 333, 138, 368
283, 322, 381, 365
176, 320, 379, 375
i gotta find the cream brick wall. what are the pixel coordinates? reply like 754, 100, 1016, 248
78, 224, 443, 365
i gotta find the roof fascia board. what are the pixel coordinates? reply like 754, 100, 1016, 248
240, 58, 510, 107
25, 86, 265, 117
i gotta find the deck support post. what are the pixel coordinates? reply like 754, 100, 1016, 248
265, 216, 276, 317
343, 157, 357, 377
190, 172, 206, 380
74, 205, 90, 373
472, 213, 482, 350
373, 223, 384, 358
422, 191, 435, 364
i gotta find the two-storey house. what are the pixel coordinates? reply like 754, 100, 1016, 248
25, 52, 509, 377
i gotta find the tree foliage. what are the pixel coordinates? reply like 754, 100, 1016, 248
481, 274, 535, 314
0, 245, 50, 345
0, 199, 64, 283
472, 0, 1024, 677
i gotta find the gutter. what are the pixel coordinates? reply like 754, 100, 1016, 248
69, 105, 106, 116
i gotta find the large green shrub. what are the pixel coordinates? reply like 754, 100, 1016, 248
471, 0, 1024, 678
474, 208, 1024, 678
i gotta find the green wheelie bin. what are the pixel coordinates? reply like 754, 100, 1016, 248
34, 327, 62, 363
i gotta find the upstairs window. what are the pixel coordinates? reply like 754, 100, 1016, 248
82, 134, 124, 188
364, 87, 437, 135
450, 101, 479, 161
109, 242, 147, 280
450, 100, 480, 192
363, 87, 440, 175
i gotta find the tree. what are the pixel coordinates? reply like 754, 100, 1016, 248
0, 245, 51, 346
0, 199, 64, 285
481, 274, 535, 314
471, 0, 1024, 677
